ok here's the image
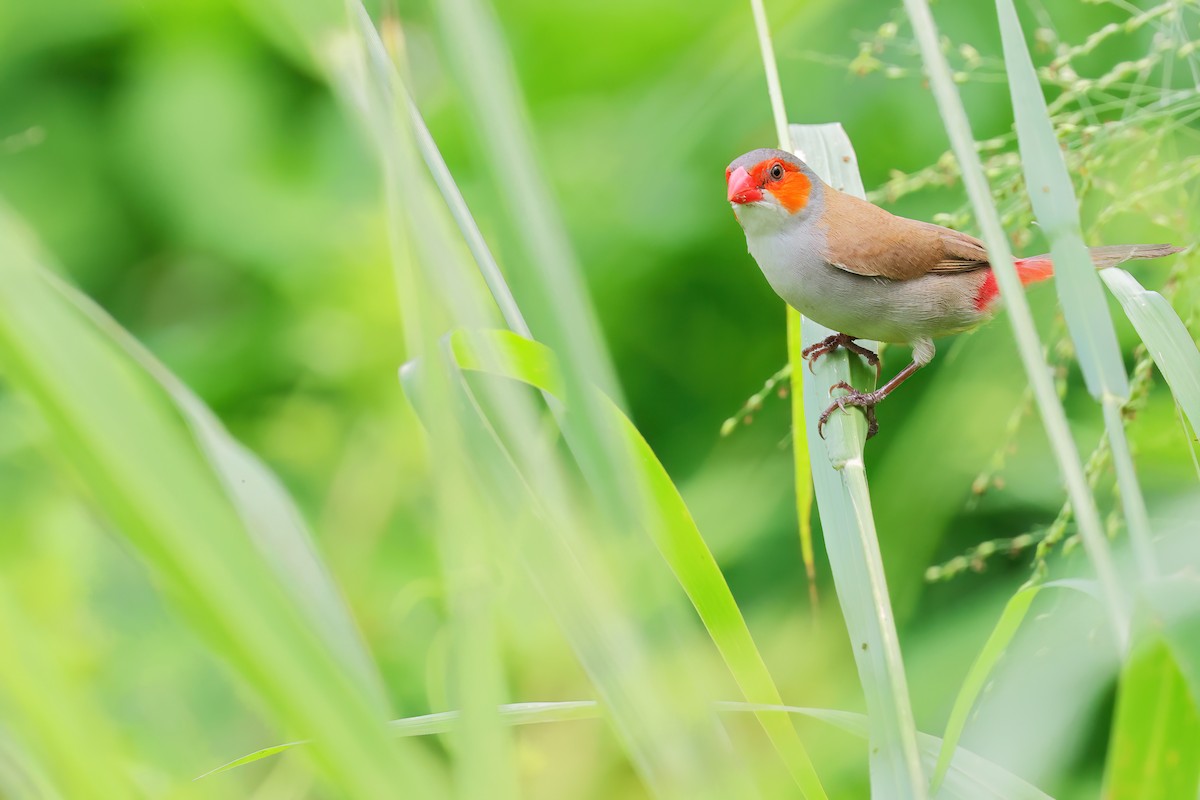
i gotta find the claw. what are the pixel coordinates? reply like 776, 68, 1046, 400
865, 407, 879, 439
867, 355, 883, 383
800, 336, 834, 360
818, 385, 884, 440
801, 333, 843, 366
814, 356, 925, 442
802, 333, 881, 381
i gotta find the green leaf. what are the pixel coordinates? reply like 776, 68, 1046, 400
196, 742, 305, 781
901, 0, 1127, 650
994, 0, 1127, 399
440, 328, 828, 799
335, 14, 753, 799
209, 699, 1053, 799
1103, 639, 1200, 798
931, 579, 1104, 793
789, 122, 926, 798
931, 585, 1041, 792
1102, 268, 1200, 436
0, 205, 441, 798
200, 700, 604, 777
746, 12, 925, 790
0, 588, 134, 799
429, 0, 640, 531
0, 730, 62, 800
762, 706, 1053, 800
750, 0, 817, 646
1142, 575, 1200, 730
924, 575, 1116, 796
0, 738, 62, 800
787, 309, 819, 609
39, 269, 387, 705
994, 0, 1153, 582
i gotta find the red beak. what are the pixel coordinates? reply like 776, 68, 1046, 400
727, 166, 763, 204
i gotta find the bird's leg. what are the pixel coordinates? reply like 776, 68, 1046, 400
800, 332, 881, 381
817, 360, 923, 439
817, 337, 936, 440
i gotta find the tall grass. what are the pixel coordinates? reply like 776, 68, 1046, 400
750, 0, 923, 793
340, 19, 747, 800
0, 204, 444, 797
901, 1, 1200, 795
0, 0, 1197, 797
790, 127, 925, 799
901, 0, 1128, 648
350, 4, 842, 794
994, 0, 1155, 583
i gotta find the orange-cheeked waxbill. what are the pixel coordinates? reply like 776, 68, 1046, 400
726, 147, 1184, 438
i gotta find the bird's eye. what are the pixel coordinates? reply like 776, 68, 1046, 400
769, 163, 785, 180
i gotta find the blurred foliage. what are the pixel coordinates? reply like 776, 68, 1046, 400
0, 0, 1197, 797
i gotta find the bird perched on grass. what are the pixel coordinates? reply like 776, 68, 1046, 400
726, 147, 1182, 439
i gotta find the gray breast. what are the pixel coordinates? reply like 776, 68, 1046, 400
745, 222, 985, 344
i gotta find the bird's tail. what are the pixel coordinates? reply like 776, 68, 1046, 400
975, 243, 1184, 310
1020, 243, 1184, 278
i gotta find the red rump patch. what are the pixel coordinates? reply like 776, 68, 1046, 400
974, 257, 1055, 311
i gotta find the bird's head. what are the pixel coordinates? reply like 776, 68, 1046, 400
725, 148, 821, 233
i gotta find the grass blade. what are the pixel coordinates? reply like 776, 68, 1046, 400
211, 698, 1052, 799
402, 86, 531, 338
346, 26, 747, 791
335, 16, 544, 800
1102, 267, 1200, 435
789, 123, 926, 799
327, 12, 764, 797
429, 0, 640, 526
901, 0, 1128, 651
38, 269, 386, 704
930, 585, 1041, 792
409, 347, 758, 800
749, 0, 817, 614
425, 389, 520, 800
338, 13, 753, 796
201, 701, 602, 778
748, 0, 794, 153
0, 205, 441, 798
747, 4, 921, 791
994, 0, 1128, 401
788, 312, 819, 610
0, 588, 134, 799
390, 701, 602, 736
1103, 638, 1200, 798
0, 729, 63, 800
202, 702, 602, 777
741, 706, 1053, 800
930, 579, 1099, 792
994, 0, 1154, 582
442, 328, 828, 798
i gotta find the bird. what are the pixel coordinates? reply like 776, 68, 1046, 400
725, 147, 1183, 439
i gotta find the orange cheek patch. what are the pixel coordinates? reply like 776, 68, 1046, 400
769, 172, 811, 213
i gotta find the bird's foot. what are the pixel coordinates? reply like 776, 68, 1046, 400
817, 382, 882, 440
800, 333, 848, 365
801, 333, 882, 381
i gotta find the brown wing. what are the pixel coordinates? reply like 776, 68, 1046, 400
819, 187, 990, 280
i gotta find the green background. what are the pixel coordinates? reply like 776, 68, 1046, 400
1, 0, 1196, 797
